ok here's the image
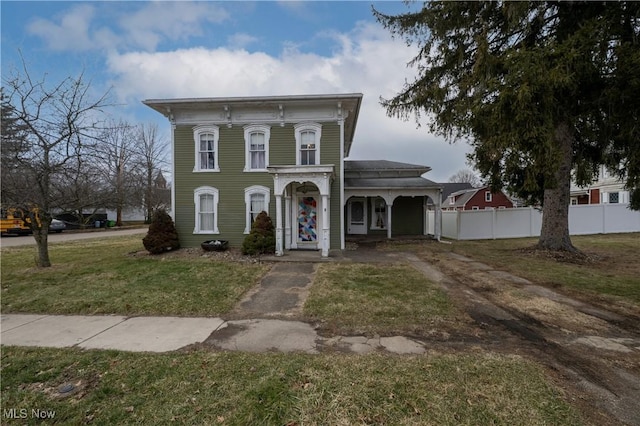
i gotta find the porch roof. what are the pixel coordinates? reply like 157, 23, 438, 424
344, 177, 441, 190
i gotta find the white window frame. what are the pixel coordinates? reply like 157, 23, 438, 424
485, 191, 492, 202
472, 206, 479, 211
194, 186, 219, 234
244, 124, 270, 172
193, 125, 220, 172
244, 185, 271, 234
294, 122, 322, 166
370, 198, 387, 230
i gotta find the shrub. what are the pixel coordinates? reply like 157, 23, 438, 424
143, 209, 180, 254
241, 211, 275, 255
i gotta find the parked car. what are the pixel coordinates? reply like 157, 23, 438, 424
49, 219, 66, 233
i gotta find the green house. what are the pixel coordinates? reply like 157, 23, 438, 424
144, 93, 442, 257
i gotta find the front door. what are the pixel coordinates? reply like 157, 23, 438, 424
297, 196, 318, 246
348, 198, 367, 234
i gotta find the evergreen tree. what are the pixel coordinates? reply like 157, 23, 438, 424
374, 1, 640, 252
143, 209, 180, 254
241, 211, 275, 255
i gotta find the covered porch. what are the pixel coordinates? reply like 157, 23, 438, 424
268, 165, 334, 257
344, 190, 442, 241
344, 160, 443, 241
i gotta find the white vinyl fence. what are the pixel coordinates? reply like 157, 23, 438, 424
428, 204, 640, 240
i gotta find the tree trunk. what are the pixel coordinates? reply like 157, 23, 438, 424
32, 227, 51, 267
537, 123, 577, 252
116, 205, 123, 227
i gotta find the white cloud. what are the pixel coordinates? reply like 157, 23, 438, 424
226, 33, 260, 50
118, 1, 230, 51
108, 21, 470, 181
26, 4, 96, 51
25, 1, 230, 53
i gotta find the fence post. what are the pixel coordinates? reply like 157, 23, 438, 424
529, 207, 534, 237
492, 208, 496, 239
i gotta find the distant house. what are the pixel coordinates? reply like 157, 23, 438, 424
426, 182, 473, 210
445, 186, 514, 211
106, 171, 171, 223
570, 165, 630, 205
441, 183, 474, 202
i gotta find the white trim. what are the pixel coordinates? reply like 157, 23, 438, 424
170, 124, 176, 222
243, 124, 270, 172
339, 117, 345, 249
347, 197, 368, 234
294, 122, 322, 166
485, 191, 492, 202
370, 197, 387, 230
193, 125, 220, 172
244, 185, 271, 234
193, 186, 219, 234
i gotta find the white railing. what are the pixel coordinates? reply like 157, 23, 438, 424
430, 204, 640, 240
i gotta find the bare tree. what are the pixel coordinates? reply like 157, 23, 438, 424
55, 155, 112, 228
136, 123, 169, 223
99, 120, 139, 226
1, 59, 111, 267
448, 169, 482, 188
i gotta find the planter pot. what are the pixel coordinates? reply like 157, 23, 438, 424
201, 240, 229, 252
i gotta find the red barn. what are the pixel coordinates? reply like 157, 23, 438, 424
445, 186, 514, 211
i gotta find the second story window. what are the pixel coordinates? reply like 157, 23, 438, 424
193, 125, 220, 172
244, 125, 270, 171
200, 133, 216, 169
300, 131, 316, 165
295, 122, 322, 166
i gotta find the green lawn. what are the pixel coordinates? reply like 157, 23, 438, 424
1, 235, 606, 425
1, 236, 270, 316
305, 263, 461, 336
0, 347, 582, 426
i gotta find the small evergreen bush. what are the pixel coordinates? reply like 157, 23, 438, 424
241, 211, 275, 255
143, 209, 180, 254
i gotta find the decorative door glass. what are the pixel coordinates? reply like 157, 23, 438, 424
298, 197, 317, 241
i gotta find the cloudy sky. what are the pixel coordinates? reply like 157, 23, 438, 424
1, 1, 473, 182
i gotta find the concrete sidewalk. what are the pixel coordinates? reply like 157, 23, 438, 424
1, 314, 225, 352
1, 314, 427, 355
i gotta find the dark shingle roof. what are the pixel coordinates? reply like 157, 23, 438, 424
345, 177, 440, 189
440, 183, 474, 199
345, 160, 430, 173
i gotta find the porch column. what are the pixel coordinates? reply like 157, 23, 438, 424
284, 190, 291, 250
386, 202, 393, 239
321, 194, 329, 257
275, 194, 283, 256
435, 191, 442, 241
423, 197, 428, 236
433, 203, 442, 241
